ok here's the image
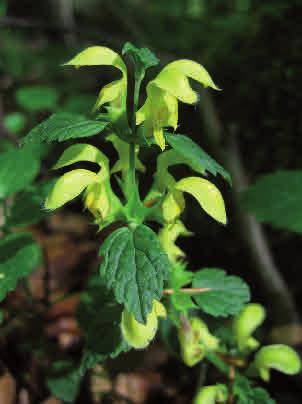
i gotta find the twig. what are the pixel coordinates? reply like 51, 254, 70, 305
163, 287, 211, 295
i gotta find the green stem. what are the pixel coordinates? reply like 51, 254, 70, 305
128, 74, 143, 195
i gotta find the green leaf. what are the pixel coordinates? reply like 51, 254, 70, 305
0, 145, 40, 199
23, 113, 109, 144
77, 278, 127, 356
47, 368, 80, 403
122, 42, 159, 78
3, 112, 27, 135
169, 264, 196, 312
99, 225, 170, 323
45, 169, 97, 210
192, 268, 250, 317
175, 176, 227, 224
16, 86, 59, 112
0, 233, 41, 302
6, 180, 55, 228
234, 375, 276, 404
166, 134, 231, 184
242, 170, 302, 233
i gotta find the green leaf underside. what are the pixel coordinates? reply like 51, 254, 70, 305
23, 113, 108, 143
0, 233, 41, 302
0, 146, 40, 199
192, 268, 250, 317
242, 170, 302, 233
166, 134, 231, 184
99, 225, 170, 323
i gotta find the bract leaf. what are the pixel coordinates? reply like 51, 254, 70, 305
53, 143, 109, 170
45, 169, 97, 210
175, 176, 227, 224
254, 345, 301, 381
64, 46, 127, 74
121, 300, 166, 349
233, 303, 266, 351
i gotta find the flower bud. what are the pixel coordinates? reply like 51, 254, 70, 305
233, 303, 265, 351
254, 344, 301, 381
121, 300, 166, 349
178, 317, 219, 367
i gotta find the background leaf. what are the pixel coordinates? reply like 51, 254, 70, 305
6, 180, 56, 228
0, 145, 40, 199
16, 85, 59, 112
192, 268, 250, 317
3, 112, 27, 135
99, 225, 170, 323
0, 233, 41, 302
242, 170, 302, 233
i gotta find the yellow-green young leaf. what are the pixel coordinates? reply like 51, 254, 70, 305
45, 169, 97, 210
107, 134, 145, 175
165, 59, 220, 91
154, 59, 219, 105
64, 46, 126, 74
53, 143, 109, 171
155, 68, 198, 104
136, 83, 178, 150
175, 177, 227, 224
233, 304, 266, 351
162, 190, 185, 222
121, 300, 166, 349
194, 385, 228, 404
254, 345, 301, 381
158, 221, 192, 263
94, 79, 124, 110
178, 317, 219, 367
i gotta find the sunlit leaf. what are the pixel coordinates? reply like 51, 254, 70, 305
45, 169, 97, 210
53, 143, 109, 170
175, 176, 227, 224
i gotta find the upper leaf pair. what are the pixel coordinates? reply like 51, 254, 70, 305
136, 59, 220, 149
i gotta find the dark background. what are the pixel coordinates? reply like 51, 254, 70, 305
1, 0, 302, 402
